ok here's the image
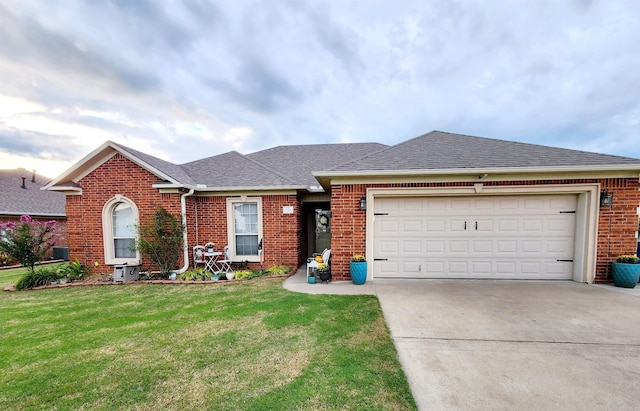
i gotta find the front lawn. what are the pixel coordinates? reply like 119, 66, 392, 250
0, 278, 416, 410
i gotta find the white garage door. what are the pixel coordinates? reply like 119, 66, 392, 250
373, 195, 577, 279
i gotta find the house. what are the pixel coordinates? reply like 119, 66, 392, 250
0, 168, 68, 259
44, 131, 640, 283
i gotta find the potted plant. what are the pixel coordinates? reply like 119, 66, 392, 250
205, 242, 215, 253
350, 254, 367, 285
612, 254, 640, 288
307, 271, 317, 284
317, 263, 331, 283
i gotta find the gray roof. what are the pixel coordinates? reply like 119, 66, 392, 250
247, 143, 388, 187
0, 169, 66, 217
330, 131, 640, 172
111, 142, 196, 185
181, 151, 297, 188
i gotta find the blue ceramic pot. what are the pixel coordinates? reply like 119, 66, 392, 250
350, 261, 367, 285
612, 262, 640, 288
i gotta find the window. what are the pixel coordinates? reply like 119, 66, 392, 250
227, 197, 262, 262
112, 202, 136, 258
102, 195, 140, 264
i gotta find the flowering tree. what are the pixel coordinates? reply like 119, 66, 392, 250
0, 215, 57, 272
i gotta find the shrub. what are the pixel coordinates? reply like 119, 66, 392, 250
266, 265, 292, 276
234, 270, 253, 280
136, 207, 184, 279
0, 215, 57, 272
178, 268, 209, 281
57, 259, 90, 282
16, 267, 61, 290
0, 252, 13, 267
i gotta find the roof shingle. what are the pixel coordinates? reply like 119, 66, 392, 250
0, 169, 66, 216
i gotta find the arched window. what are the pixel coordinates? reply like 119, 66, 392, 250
102, 196, 140, 264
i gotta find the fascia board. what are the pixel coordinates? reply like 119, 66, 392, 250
314, 165, 640, 189
44, 141, 183, 190
313, 164, 640, 178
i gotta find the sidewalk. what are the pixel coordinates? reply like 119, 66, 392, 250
283, 267, 375, 295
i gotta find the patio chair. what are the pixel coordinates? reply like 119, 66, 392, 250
193, 245, 206, 269
306, 248, 331, 279
217, 245, 233, 273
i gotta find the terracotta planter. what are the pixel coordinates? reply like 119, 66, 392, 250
612, 262, 640, 288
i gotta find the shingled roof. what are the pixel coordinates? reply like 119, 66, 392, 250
328, 131, 640, 172
45, 132, 640, 194
0, 169, 66, 217
246, 143, 388, 187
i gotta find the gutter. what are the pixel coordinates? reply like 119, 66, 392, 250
174, 188, 195, 274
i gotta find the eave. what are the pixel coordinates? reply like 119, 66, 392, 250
313, 165, 640, 191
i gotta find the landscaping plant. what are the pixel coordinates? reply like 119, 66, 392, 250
136, 207, 184, 279
0, 215, 57, 272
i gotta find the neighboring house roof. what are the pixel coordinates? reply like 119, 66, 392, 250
0, 169, 66, 217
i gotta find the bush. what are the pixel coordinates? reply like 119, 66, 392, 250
0, 215, 57, 272
266, 265, 291, 276
178, 268, 209, 281
0, 252, 13, 267
136, 207, 184, 278
57, 259, 90, 282
16, 267, 61, 290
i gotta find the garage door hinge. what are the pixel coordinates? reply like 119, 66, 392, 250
559, 211, 576, 214
556, 259, 574, 262
374, 212, 389, 216
374, 258, 388, 261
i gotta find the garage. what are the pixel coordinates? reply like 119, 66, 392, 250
372, 194, 577, 279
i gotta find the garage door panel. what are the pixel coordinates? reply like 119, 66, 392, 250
373, 195, 576, 280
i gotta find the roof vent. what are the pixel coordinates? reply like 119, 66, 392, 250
31, 170, 36, 183
21, 177, 26, 189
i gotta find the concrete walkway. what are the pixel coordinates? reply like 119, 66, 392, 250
283, 269, 640, 410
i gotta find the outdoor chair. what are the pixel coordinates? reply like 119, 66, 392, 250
306, 248, 331, 279
217, 245, 233, 273
193, 245, 206, 269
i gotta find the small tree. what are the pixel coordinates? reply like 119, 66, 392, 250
0, 215, 57, 272
136, 207, 184, 278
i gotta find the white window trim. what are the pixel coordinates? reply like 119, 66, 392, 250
226, 197, 263, 263
102, 195, 141, 265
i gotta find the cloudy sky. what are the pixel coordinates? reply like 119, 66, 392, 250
1, 0, 639, 179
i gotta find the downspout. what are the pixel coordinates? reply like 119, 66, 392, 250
175, 188, 195, 274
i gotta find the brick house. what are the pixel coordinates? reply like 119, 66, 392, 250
44, 131, 640, 283
0, 168, 68, 261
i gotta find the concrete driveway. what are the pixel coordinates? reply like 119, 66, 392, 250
373, 280, 640, 411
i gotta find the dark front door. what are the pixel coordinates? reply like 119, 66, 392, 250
314, 208, 331, 253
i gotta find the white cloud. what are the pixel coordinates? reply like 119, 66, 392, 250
0, 0, 639, 179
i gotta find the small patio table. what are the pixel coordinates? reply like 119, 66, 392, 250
203, 251, 223, 273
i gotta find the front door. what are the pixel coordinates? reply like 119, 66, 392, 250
314, 209, 331, 253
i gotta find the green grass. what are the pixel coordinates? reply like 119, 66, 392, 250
0, 278, 416, 410
0, 264, 65, 290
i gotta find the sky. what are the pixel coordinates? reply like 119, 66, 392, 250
1, 0, 639, 179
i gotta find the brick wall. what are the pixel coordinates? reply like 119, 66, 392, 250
189, 194, 303, 270
66, 155, 305, 276
66, 154, 182, 274
330, 179, 640, 283
597, 178, 640, 281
